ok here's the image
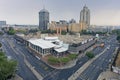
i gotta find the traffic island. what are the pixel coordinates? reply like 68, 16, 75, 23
41, 54, 78, 69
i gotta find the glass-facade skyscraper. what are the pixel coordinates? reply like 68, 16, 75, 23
39, 9, 49, 31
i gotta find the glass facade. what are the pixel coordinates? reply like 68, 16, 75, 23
39, 9, 49, 31
29, 43, 53, 56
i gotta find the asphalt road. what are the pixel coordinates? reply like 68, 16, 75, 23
6, 35, 105, 80
76, 35, 119, 80
0, 35, 37, 80
43, 39, 110, 80
1, 34, 118, 80
13, 39, 55, 77
4, 35, 56, 77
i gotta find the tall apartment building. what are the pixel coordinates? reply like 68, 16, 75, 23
80, 5, 90, 29
39, 8, 49, 31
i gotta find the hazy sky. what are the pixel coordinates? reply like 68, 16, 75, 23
0, 0, 120, 25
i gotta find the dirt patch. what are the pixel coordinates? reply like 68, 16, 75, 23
115, 52, 120, 67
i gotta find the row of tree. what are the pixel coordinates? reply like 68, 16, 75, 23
80, 30, 107, 35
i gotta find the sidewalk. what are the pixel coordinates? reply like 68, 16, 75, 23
68, 47, 107, 80
8, 74, 23, 80
13, 74, 23, 80
24, 58, 43, 80
97, 70, 120, 80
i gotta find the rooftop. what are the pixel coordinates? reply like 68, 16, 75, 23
39, 9, 49, 13
28, 37, 69, 53
58, 35, 94, 44
28, 39, 55, 49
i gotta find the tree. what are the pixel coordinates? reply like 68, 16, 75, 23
86, 51, 95, 58
7, 28, 16, 35
68, 31, 76, 35
0, 52, 17, 80
0, 43, 2, 48
41, 29, 56, 34
61, 31, 67, 35
117, 35, 120, 43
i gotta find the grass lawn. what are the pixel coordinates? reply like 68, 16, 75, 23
47, 54, 78, 65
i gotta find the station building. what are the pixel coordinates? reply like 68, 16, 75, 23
14, 33, 96, 57
28, 37, 69, 57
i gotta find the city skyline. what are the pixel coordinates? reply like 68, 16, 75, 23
0, 0, 120, 26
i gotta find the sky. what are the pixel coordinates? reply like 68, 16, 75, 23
0, 0, 120, 25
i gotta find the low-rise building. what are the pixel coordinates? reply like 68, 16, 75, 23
48, 21, 87, 33
58, 35, 96, 54
28, 37, 69, 57
14, 33, 96, 57
14, 34, 69, 57
28, 39, 55, 57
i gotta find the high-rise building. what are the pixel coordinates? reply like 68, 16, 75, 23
80, 5, 90, 29
0, 21, 6, 27
39, 8, 49, 31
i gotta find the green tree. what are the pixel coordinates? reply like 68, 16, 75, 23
61, 31, 67, 35
7, 28, 16, 35
0, 43, 2, 48
86, 51, 95, 58
0, 52, 17, 80
117, 35, 120, 43
41, 29, 56, 34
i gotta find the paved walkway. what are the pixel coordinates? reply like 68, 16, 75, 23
24, 57, 43, 80
97, 70, 120, 80
13, 74, 23, 80
68, 46, 108, 80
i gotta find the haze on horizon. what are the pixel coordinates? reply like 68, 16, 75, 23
0, 0, 120, 26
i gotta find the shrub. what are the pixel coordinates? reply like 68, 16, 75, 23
60, 57, 70, 64
68, 54, 77, 60
86, 51, 95, 58
48, 56, 60, 65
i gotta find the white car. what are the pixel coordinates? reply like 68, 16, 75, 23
35, 56, 40, 60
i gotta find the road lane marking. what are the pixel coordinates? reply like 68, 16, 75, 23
68, 46, 109, 80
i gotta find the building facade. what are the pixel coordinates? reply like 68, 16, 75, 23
39, 9, 49, 31
0, 21, 6, 27
49, 22, 85, 33
80, 5, 90, 29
